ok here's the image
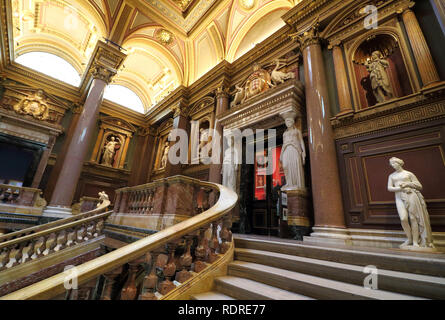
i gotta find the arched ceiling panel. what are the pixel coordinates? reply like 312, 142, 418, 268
12, 0, 108, 73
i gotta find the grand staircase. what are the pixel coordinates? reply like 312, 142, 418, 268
192, 235, 445, 300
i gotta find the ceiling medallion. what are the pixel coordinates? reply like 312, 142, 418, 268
156, 29, 174, 45
240, 0, 255, 10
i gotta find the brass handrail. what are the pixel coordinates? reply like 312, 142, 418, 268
1, 180, 237, 300
0, 196, 110, 243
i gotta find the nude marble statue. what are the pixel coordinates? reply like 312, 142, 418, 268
387, 157, 435, 249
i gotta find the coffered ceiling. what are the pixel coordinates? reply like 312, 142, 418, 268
9, 0, 300, 112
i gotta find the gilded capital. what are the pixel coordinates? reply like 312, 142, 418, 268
88, 41, 126, 84
90, 63, 116, 83
289, 19, 322, 50
215, 84, 230, 99
171, 102, 188, 118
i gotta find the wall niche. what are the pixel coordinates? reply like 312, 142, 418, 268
352, 34, 413, 109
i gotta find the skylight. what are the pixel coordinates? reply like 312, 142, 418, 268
104, 85, 145, 113
15, 52, 81, 87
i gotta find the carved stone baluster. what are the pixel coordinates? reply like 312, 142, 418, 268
0, 187, 5, 201
176, 235, 194, 283
0, 247, 11, 270
121, 256, 145, 300
139, 251, 161, 300
148, 190, 154, 214
36, 235, 47, 257
22, 240, 36, 263
55, 230, 69, 251
66, 228, 76, 247
208, 222, 220, 263
220, 213, 233, 254
101, 266, 123, 300
76, 224, 87, 243
10, 243, 25, 267
194, 227, 210, 273
46, 233, 58, 255
158, 242, 178, 295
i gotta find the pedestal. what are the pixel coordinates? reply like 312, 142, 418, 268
283, 188, 311, 240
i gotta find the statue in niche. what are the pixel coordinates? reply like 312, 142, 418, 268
101, 136, 120, 167
243, 62, 274, 102
222, 138, 239, 192
280, 111, 306, 191
271, 59, 295, 85
387, 157, 435, 249
160, 141, 170, 169
365, 50, 394, 103
199, 128, 212, 159
14, 89, 49, 120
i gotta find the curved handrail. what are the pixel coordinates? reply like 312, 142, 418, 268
1, 180, 237, 300
0, 195, 111, 243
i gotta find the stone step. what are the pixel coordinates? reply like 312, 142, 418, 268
235, 248, 445, 299
191, 291, 236, 300
214, 276, 313, 300
228, 260, 425, 300
234, 236, 445, 277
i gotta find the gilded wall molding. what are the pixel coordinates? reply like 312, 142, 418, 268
333, 87, 445, 140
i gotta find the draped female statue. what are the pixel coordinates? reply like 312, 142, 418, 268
280, 112, 306, 191
222, 138, 239, 192
365, 50, 394, 103
387, 157, 435, 249
102, 137, 119, 166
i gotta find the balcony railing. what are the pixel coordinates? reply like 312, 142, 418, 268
1, 176, 237, 300
0, 192, 111, 243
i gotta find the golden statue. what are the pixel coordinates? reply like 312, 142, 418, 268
243, 63, 273, 102
14, 90, 50, 120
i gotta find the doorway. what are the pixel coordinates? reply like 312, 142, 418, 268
239, 126, 286, 236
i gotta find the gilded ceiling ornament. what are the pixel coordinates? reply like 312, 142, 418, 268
175, 0, 192, 11
157, 29, 174, 46
13, 89, 50, 121
240, 0, 255, 10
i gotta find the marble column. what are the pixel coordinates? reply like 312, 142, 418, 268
46, 42, 125, 214
300, 24, 346, 229
49, 77, 109, 209
31, 136, 56, 189
209, 85, 230, 184
164, 102, 188, 177
401, 6, 440, 87
44, 105, 82, 200
330, 42, 354, 115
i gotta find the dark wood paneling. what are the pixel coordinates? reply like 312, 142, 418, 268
337, 119, 445, 231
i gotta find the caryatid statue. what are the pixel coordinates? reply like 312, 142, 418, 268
102, 136, 119, 166
280, 111, 306, 191
365, 50, 394, 103
387, 157, 435, 249
221, 137, 240, 192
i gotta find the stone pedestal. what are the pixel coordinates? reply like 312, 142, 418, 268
284, 188, 311, 240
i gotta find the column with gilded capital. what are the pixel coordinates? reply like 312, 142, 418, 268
209, 85, 230, 184
47, 42, 126, 215
400, 2, 440, 87
296, 23, 346, 229
330, 41, 354, 116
